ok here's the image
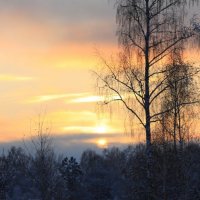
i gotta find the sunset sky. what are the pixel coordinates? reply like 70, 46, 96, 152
0, 0, 137, 154
1, 1, 200, 156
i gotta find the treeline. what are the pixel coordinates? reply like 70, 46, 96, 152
1, 139, 200, 200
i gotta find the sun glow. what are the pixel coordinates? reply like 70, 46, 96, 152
63, 124, 110, 134
97, 139, 108, 148
94, 125, 107, 134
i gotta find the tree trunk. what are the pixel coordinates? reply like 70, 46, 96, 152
145, 1, 153, 199
145, 0, 151, 152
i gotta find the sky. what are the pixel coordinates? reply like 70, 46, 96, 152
1, 1, 200, 156
0, 0, 138, 154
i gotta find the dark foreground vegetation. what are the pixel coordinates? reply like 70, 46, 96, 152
1, 140, 200, 200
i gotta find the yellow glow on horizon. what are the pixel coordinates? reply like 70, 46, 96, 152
63, 126, 95, 133
63, 125, 111, 134
97, 138, 108, 148
94, 125, 107, 134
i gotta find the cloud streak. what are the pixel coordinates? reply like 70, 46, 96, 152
28, 92, 89, 103
0, 74, 34, 82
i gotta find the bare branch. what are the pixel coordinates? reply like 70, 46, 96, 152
106, 83, 145, 127
150, 1, 179, 19
151, 100, 200, 119
149, 33, 194, 66
150, 85, 169, 105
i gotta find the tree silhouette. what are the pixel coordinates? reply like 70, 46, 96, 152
159, 59, 199, 150
59, 157, 82, 200
96, 0, 200, 199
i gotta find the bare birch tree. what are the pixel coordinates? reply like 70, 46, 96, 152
158, 57, 199, 150
97, 0, 200, 152
26, 113, 58, 200
96, 0, 200, 199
